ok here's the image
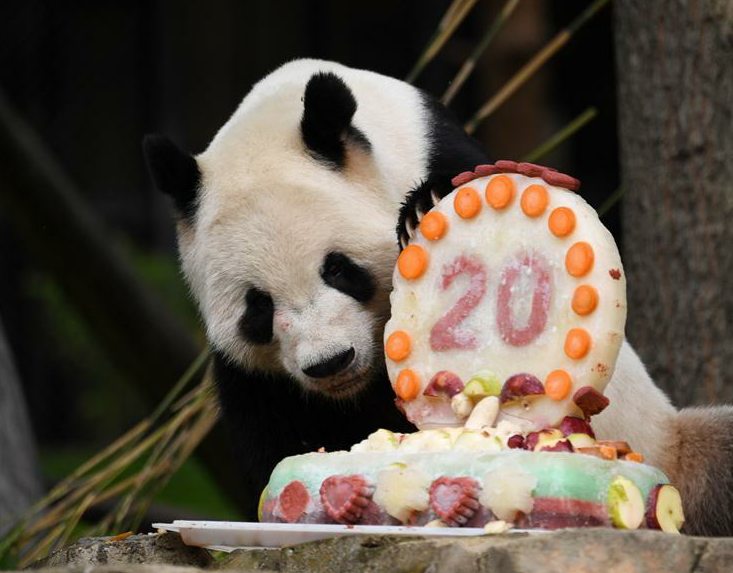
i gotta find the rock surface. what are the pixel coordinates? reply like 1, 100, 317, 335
33, 532, 213, 569
218, 529, 733, 573
19, 528, 733, 573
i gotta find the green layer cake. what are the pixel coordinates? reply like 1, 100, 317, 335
261, 162, 685, 533
260, 427, 679, 530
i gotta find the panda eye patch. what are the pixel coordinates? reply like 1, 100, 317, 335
239, 287, 274, 345
321, 252, 376, 303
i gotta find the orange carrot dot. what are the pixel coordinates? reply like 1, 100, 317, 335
548, 206, 576, 237
454, 187, 481, 219
485, 175, 515, 209
420, 211, 448, 241
520, 184, 549, 217
395, 369, 420, 401
386, 331, 412, 362
565, 242, 594, 277
397, 245, 428, 280
565, 328, 592, 359
545, 370, 572, 400
572, 285, 599, 316
624, 452, 644, 463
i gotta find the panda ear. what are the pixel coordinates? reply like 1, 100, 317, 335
301, 72, 369, 168
142, 133, 200, 218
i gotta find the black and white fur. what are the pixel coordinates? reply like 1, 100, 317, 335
143, 59, 486, 517
144, 59, 732, 535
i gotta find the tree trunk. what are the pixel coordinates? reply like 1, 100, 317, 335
615, 0, 733, 407
0, 315, 42, 533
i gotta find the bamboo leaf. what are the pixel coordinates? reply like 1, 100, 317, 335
522, 107, 597, 163
406, 0, 479, 84
464, 0, 611, 134
442, 0, 522, 105
598, 187, 626, 217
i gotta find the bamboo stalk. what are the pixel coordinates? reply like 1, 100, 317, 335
442, 0, 522, 105
522, 107, 597, 163
18, 523, 66, 568
464, 0, 611, 134
598, 187, 626, 217
405, 0, 479, 83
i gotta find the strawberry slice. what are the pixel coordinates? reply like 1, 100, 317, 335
279, 480, 309, 523
320, 475, 373, 524
429, 476, 481, 527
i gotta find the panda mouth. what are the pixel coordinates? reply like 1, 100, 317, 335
321, 374, 367, 396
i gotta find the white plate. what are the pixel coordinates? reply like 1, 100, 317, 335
152, 520, 539, 550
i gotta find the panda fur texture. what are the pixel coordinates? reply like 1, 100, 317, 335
143, 59, 732, 535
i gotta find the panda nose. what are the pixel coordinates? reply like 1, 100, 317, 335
302, 347, 355, 378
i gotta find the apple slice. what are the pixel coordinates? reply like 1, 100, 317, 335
525, 429, 564, 451
463, 370, 502, 400
558, 416, 596, 439
567, 433, 596, 449
540, 439, 574, 453
424, 371, 464, 397
645, 484, 684, 534
399, 429, 453, 452
500, 373, 545, 403
453, 429, 502, 452
607, 476, 645, 529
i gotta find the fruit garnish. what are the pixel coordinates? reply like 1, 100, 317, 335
453, 429, 502, 452
320, 475, 373, 524
373, 464, 431, 523
464, 396, 499, 430
607, 476, 644, 529
429, 476, 481, 526
451, 392, 474, 419
578, 445, 617, 460
279, 480, 309, 523
558, 416, 596, 439
596, 440, 631, 456
483, 520, 511, 534
463, 370, 502, 400
350, 429, 399, 452
480, 468, 536, 522
573, 386, 609, 418
500, 373, 545, 403
525, 429, 564, 451
566, 433, 596, 449
507, 434, 525, 449
645, 484, 684, 534
424, 370, 464, 397
540, 439, 574, 453
399, 429, 453, 452
257, 485, 268, 522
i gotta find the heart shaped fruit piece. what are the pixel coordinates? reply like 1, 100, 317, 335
429, 476, 481, 527
320, 475, 373, 524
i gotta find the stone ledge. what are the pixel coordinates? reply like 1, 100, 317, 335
16, 528, 733, 573
218, 528, 733, 573
31, 532, 213, 570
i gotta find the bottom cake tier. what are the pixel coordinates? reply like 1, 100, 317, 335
260, 449, 676, 530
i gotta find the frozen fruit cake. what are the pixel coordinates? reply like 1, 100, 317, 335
260, 161, 685, 533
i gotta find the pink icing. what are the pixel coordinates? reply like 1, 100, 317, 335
429, 255, 487, 351
496, 253, 552, 347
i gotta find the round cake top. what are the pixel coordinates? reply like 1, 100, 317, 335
385, 162, 626, 430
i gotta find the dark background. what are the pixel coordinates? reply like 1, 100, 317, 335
0, 0, 618, 517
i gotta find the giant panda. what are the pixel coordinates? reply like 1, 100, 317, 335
143, 58, 733, 535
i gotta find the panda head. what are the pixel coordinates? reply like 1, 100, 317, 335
143, 68, 404, 398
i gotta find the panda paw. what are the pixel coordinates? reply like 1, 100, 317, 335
397, 175, 455, 250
